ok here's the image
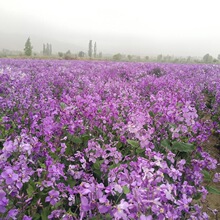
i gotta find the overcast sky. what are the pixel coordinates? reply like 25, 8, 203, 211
0, 0, 220, 57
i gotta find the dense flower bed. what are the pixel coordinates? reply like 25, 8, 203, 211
0, 59, 220, 219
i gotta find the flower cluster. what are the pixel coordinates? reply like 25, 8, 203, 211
0, 59, 220, 219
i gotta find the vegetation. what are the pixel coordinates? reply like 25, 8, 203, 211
24, 37, 33, 56
0, 60, 219, 219
88, 40, 93, 58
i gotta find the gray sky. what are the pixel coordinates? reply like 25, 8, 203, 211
0, 0, 220, 57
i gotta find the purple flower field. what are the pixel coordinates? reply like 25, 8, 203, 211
0, 59, 220, 219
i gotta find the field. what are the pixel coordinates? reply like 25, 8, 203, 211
0, 59, 220, 220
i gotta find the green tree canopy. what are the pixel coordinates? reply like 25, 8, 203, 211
113, 53, 122, 61
203, 53, 213, 63
88, 40, 92, 58
24, 37, 33, 56
94, 42, 97, 58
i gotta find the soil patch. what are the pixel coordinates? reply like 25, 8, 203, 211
202, 134, 220, 219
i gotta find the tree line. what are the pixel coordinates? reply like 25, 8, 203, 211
12, 37, 220, 64
23, 38, 102, 59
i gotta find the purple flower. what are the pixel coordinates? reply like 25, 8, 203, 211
2, 140, 16, 153
114, 183, 123, 193
68, 195, 75, 206
62, 213, 74, 220
114, 199, 130, 220
98, 204, 110, 214
140, 214, 152, 220
176, 194, 192, 212
20, 142, 32, 155
202, 212, 209, 220
45, 190, 60, 205
168, 166, 182, 181
213, 173, 220, 182
80, 196, 90, 211
1, 168, 18, 184
167, 151, 175, 163
7, 209, 18, 220
0, 189, 9, 213
177, 159, 186, 171
48, 209, 64, 219
22, 215, 32, 220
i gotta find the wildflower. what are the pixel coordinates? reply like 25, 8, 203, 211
23, 215, 32, 220
80, 196, 90, 211
140, 214, 152, 220
7, 209, 18, 220
1, 167, 18, 184
176, 194, 192, 212
0, 189, 9, 213
48, 209, 64, 219
213, 173, 220, 182
114, 199, 130, 220
45, 190, 60, 205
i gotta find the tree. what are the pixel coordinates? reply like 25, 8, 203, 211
127, 55, 133, 61
66, 50, 71, 55
187, 56, 191, 63
49, 44, 52, 55
58, 52, 63, 58
43, 43, 52, 56
94, 42, 97, 58
203, 54, 213, 63
88, 40, 92, 58
157, 54, 163, 62
78, 51, 85, 58
43, 44, 46, 55
145, 56, 149, 61
98, 52, 102, 59
24, 37, 33, 56
218, 54, 220, 60
113, 53, 122, 61
136, 56, 141, 61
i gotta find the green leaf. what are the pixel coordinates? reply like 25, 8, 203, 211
54, 200, 63, 209
65, 144, 73, 155
60, 102, 66, 110
171, 141, 195, 153
82, 134, 90, 142
202, 170, 212, 181
193, 192, 202, 200
206, 186, 220, 195
169, 123, 177, 129
109, 163, 120, 170
82, 134, 90, 147
123, 186, 130, 194
33, 213, 41, 220
149, 111, 155, 117
116, 141, 123, 149
136, 147, 145, 155
50, 152, 59, 160
161, 139, 170, 148
90, 216, 98, 220
27, 184, 34, 197
67, 178, 76, 187
41, 207, 50, 220
93, 160, 103, 170
39, 161, 46, 169
11, 121, 16, 129
104, 214, 112, 220
72, 136, 82, 144
127, 140, 139, 148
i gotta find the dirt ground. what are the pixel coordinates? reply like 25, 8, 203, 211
202, 134, 220, 220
